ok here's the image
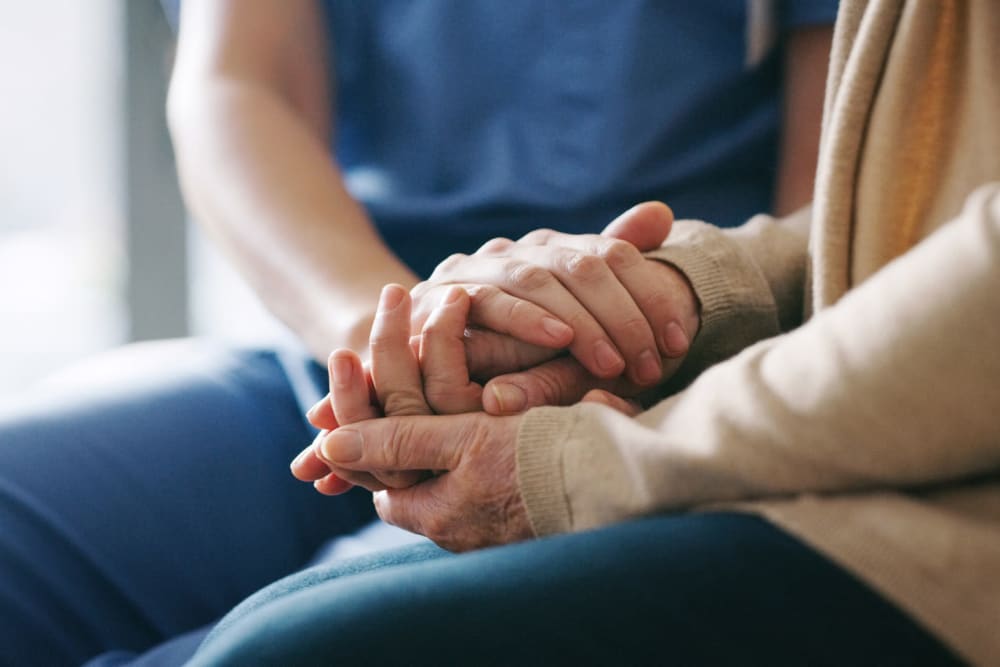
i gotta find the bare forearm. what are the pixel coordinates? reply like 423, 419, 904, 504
168, 80, 417, 359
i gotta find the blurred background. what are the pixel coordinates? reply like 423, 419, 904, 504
0, 0, 275, 396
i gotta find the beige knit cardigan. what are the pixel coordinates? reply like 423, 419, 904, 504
515, 1, 1000, 663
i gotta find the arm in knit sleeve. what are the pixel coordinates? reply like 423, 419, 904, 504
644, 205, 812, 389
518, 185, 1000, 536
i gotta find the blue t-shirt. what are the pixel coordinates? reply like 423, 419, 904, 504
321, 1, 837, 276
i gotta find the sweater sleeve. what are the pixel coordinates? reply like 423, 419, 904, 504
643, 206, 811, 388
518, 184, 1000, 536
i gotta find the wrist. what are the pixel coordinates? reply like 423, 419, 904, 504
301, 307, 376, 364
302, 272, 420, 363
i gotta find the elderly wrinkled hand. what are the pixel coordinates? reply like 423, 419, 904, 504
320, 408, 529, 552
290, 282, 640, 551
291, 282, 478, 494
291, 282, 534, 550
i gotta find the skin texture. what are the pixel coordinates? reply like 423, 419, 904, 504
427, 217, 702, 415
293, 283, 638, 552
291, 284, 528, 551
410, 201, 686, 382
291, 209, 679, 550
304, 202, 698, 425
418, 216, 681, 385
294, 205, 700, 490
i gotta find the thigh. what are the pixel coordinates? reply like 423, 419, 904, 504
0, 339, 375, 666
190, 513, 961, 667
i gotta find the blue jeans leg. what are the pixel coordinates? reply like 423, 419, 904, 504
0, 339, 375, 666
190, 513, 962, 667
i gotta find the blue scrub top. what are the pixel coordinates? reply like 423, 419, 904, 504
323, 1, 837, 277
163, 1, 838, 278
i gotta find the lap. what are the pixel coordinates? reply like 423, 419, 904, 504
0, 339, 376, 665
189, 513, 961, 667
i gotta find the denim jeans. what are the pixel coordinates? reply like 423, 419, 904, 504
0, 339, 375, 666
0, 340, 961, 666
183, 513, 961, 667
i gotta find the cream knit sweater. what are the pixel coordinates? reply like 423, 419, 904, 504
515, 1, 1000, 664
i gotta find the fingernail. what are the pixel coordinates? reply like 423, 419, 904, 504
378, 285, 405, 313
636, 348, 662, 384
490, 383, 527, 414
322, 429, 364, 463
594, 340, 625, 375
541, 317, 572, 342
332, 355, 353, 388
663, 322, 690, 358
444, 287, 464, 305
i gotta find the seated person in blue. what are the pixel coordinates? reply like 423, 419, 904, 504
0, 1, 838, 664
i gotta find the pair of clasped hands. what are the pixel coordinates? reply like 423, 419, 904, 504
291, 202, 699, 551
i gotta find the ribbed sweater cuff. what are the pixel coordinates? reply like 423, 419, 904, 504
515, 405, 580, 536
644, 220, 780, 378
646, 238, 734, 336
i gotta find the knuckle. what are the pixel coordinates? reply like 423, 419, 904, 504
423, 379, 453, 404
599, 239, 642, 271
420, 312, 457, 339
430, 253, 468, 278
466, 284, 500, 310
518, 228, 555, 244
407, 495, 448, 540
638, 287, 676, 324
562, 309, 597, 335
367, 332, 396, 353
537, 373, 570, 405
620, 316, 653, 341
382, 391, 429, 418
507, 263, 552, 292
506, 297, 537, 325
410, 280, 431, 299
476, 237, 514, 255
426, 385, 477, 415
422, 513, 449, 541
563, 252, 607, 284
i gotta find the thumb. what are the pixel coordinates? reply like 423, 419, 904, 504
483, 357, 635, 415
319, 415, 464, 472
600, 201, 674, 251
